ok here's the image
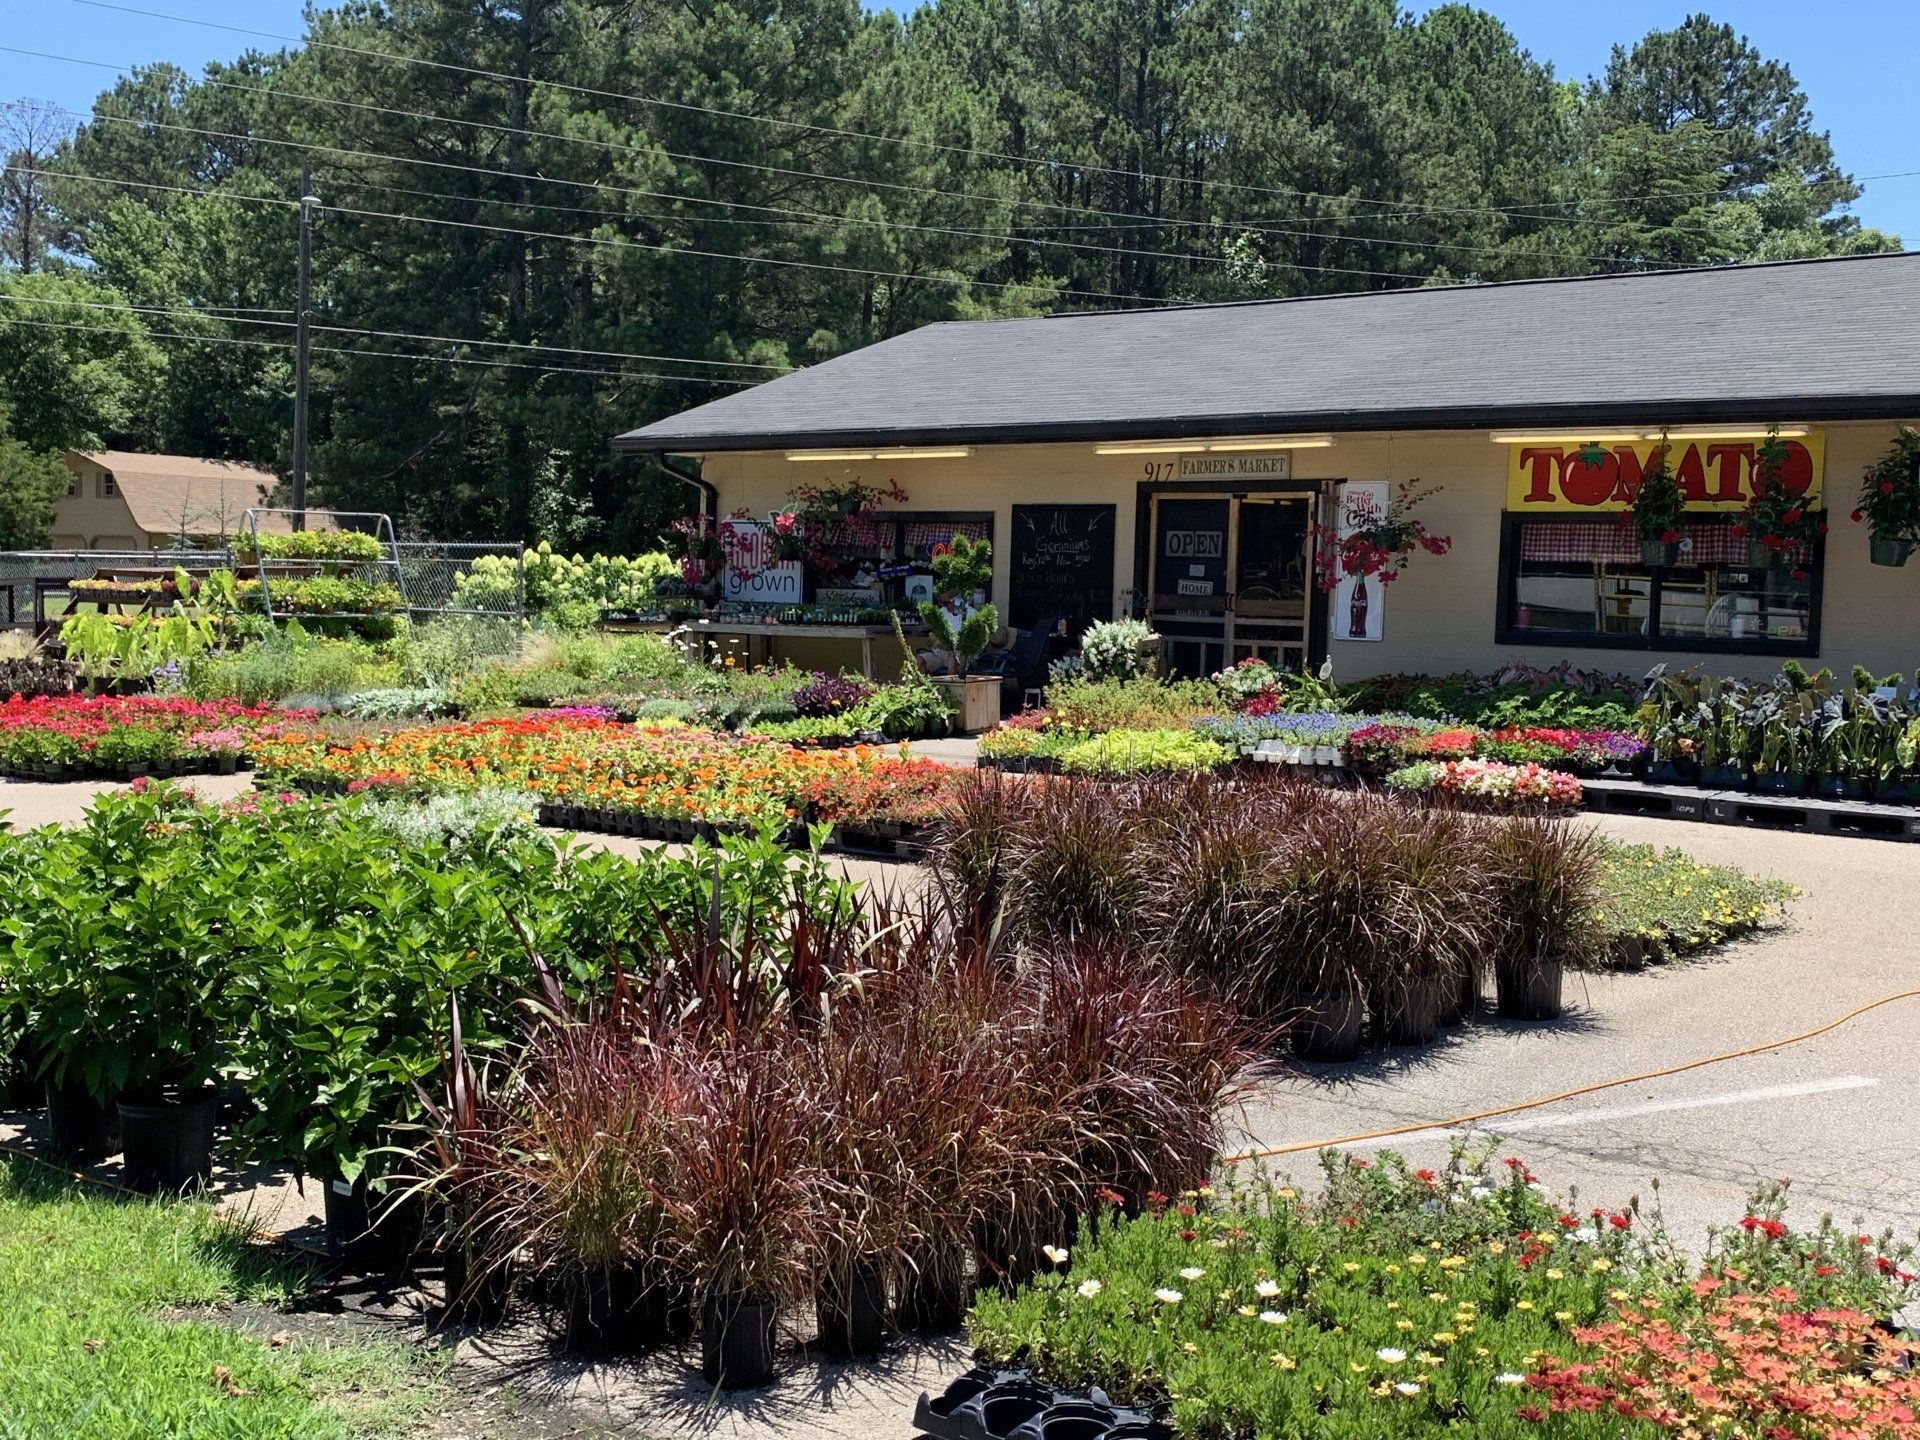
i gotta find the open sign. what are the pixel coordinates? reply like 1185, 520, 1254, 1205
1163, 529, 1224, 559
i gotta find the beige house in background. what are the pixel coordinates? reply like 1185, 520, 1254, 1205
53, 450, 307, 550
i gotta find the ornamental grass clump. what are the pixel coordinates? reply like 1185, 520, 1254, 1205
929, 773, 1602, 1047
999, 775, 1153, 944
421, 876, 1256, 1384
1482, 818, 1607, 974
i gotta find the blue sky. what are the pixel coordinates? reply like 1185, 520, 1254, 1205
5, 0, 1916, 242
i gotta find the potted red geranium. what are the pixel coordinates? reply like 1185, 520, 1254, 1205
1617, 434, 1686, 566
1732, 427, 1825, 580
1852, 428, 1920, 567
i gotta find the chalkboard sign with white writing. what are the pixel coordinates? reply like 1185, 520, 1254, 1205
1009, 504, 1115, 638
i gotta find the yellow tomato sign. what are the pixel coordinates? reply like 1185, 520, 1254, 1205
1505, 433, 1825, 513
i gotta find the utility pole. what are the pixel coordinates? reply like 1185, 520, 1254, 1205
291, 165, 319, 531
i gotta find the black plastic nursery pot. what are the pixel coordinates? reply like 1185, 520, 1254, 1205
896, 1249, 970, 1333
700, 1292, 780, 1388
563, 1267, 630, 1355
1380, 978, 1441, 1047
438, 1242, 514, 1329
1646, 757, 1700, 785
816, 1263, 890, 1357
1496, 955, 1565, 1021
561, 1266, 693, 1354
1289, 985, 1366, 1062
45, 1077, 119, 1162
1752, 769, 1809, 798
118, 1086, 219, 1193
1439, 966, 1480, 1025
1816, 774, 1872, 803
322, 1173, 424, 1273
914, 1367, 1176, 1440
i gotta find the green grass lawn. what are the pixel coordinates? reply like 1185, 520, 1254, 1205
1596, 841, 1798, 960
0, 1157, 436, 1440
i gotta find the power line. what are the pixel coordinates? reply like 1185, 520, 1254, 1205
24, 141, 1276, 301
44, 0, 1854, 229
5, 46, 1667, 257
333, 170, 1646, 271
26, 95, 1550, 286
0, 285, 785, 372
0, 312, 756, 385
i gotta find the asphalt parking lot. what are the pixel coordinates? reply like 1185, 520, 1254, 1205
1232, 811, 1920, 1245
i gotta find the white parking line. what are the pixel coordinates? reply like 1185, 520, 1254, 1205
1333, 1075, 1879, 1150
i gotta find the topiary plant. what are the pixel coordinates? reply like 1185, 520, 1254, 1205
918, 599, 1000, 676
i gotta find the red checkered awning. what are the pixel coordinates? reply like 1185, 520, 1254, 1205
1517, 519, 1804, 567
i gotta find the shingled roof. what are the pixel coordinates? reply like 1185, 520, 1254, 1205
73, 451, 326, 535
615, 251, 1920, 454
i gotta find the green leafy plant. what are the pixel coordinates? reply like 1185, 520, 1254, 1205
232, 529, 385, 564
1851, 427, 1920, 543
1045, 676, 1222, 732
929, 532, 993, 600
1732, 426, 1825, 579
918, 535, 999, 675
1597, 842, 1795, 958
1054, 728, 1234, 776
1617, 432, 1686, 549
966, 1149, 1918, 1440
1073, 619, 1160, 683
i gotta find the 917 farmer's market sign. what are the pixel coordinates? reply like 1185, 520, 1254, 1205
1505, 433, 1825, 513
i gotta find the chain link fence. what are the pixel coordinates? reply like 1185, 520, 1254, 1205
0, 536, 526, 635
0, 549, 223, 628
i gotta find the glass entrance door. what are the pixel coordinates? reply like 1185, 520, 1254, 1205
1151, 497, 1231, 676
1149, 491, 1319, 678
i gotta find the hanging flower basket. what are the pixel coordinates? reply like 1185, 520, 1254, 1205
1311, 479, 1451, 592
1731, 428, 1826, 575
1869, 535, 1915, 568
1854, 429, 1920, 567
1615, 434, 1687, 569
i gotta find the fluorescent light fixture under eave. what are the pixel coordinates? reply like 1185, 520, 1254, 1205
1095, 435, 1336, 455
1490, 425, 1811, 445
1205, 435, 1335, 451
785, 446, 975, 461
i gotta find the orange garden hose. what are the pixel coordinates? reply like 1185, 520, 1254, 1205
3, 989, 1917, 1248
1224, 987, 1920, 1164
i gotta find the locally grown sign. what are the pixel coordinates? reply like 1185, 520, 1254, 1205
719, 519, 804, 603
1506, 433, 1825, 513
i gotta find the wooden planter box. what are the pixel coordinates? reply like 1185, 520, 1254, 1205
931, 675, 1002, 735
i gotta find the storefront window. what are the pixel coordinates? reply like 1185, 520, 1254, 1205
1498, 515, 1818, 655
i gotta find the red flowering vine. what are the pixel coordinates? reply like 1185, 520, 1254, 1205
1313, 479, 1451, 591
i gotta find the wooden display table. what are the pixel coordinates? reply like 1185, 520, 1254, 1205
690, 619, 900, 678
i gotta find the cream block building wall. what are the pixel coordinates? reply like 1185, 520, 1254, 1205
695, 418, 1920, 682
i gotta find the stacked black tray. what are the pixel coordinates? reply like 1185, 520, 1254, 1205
913, 1367, 1172, 1440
